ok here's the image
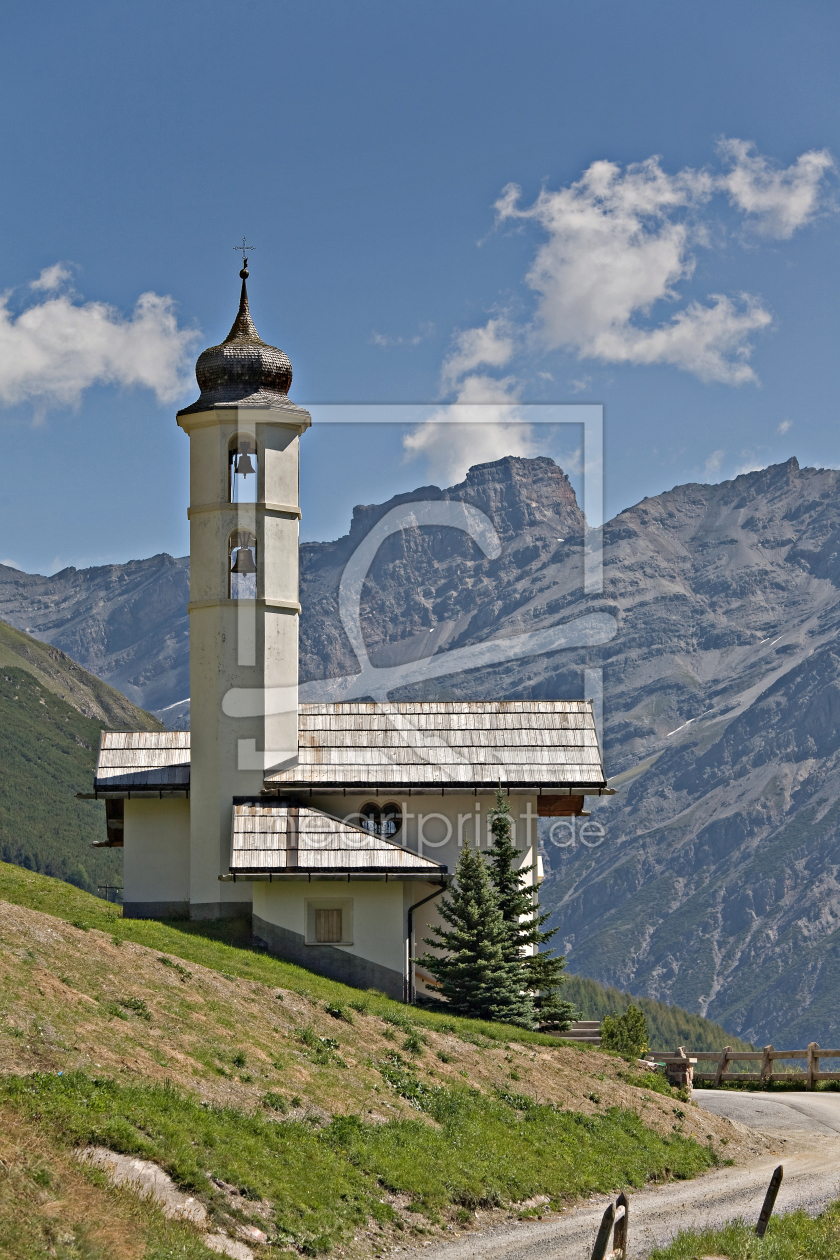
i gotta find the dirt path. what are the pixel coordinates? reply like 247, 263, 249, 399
401, 1092, 840, 1259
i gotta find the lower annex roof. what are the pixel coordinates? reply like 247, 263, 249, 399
228, 799, 447, 878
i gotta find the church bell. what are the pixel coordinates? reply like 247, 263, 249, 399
230, 546, 257, 575
235, 453, 256, 478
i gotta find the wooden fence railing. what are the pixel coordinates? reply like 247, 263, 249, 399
649, 1043, 840, 1089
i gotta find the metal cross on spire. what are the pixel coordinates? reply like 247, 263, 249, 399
234, 237, 255, 263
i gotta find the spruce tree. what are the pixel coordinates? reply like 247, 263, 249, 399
415, 843, 536, 1028
487, 787, 577, 1032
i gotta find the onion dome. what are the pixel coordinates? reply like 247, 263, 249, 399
177, 274, 294, 415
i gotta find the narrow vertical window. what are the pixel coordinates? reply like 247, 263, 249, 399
229, 529, 258, 599
229, 437, 258, 504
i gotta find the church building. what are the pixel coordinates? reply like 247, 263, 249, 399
89, 263, 611, 1002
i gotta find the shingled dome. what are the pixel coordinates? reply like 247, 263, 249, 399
177, 278, 294, 415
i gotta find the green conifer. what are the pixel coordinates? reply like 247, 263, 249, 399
415, 843, 536, 1028
487, 787, 577, 1031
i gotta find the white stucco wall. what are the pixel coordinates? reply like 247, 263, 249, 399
306, 792, 539, 884
253, 878, 409, 975
123, 798, 191, 914
300, 792, 541, 999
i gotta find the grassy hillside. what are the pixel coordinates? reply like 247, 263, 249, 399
0, 618, 162, 729
0, 619, 161, 897
562, 976, 755, 1053
0, 862, 765, 1260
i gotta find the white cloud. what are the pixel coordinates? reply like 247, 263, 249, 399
403, 374, 538, 485
734, 458, 765, 477
0, 276, 199, 411
496, 153, 779, 385
371, 322, 435, 348
441, 318, 515, 388
30, 263, 74, 292
406, 318, 531, 484
718, 138, 834, 238
0, 559, 22, 570
778, 418, 792, 434
406, 140, 832, 486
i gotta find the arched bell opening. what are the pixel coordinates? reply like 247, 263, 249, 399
229, 436, 258, 504
229, 529, 258, 599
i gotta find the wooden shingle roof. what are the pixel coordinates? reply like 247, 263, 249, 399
93, 701, 608, 794
266, 700, 606, 792
230, 801, 447, 876
94, 731, 191, 792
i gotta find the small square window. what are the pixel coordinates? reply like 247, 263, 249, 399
305, 898, 352, 945
315, 908, 343, 943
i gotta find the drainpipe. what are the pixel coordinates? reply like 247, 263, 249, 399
405, 885, 447, 1005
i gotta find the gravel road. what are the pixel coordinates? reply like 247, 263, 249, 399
401, 1091, 840, 1260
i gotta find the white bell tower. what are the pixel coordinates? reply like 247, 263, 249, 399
177, 257, 310, 918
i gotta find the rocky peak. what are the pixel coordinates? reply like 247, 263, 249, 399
339, 455, 585, 552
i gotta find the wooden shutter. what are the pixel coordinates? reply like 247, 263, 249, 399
315, 909, 343, 943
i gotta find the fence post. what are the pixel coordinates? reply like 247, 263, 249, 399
807, 1042, 819, 1091
613, 1192, 628, 1258
713, 1046, 731, 1087
760, 1044, 774, 1087
589, 1202, 615, 1260
755, 1165, 783, 1237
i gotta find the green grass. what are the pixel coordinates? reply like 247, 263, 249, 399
0, 861, 581, 1049
0, 860, 734, 1254
0, 1137, 230, 1260
650, 1200, 840, 1259
0, 1069, 719, 1253
694, 1078, 840, 1093
0, 859, 747, 1056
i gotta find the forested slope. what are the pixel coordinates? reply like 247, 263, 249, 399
0, 621, 161, 894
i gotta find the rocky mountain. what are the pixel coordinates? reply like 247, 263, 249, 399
300, 454, 840, 1047
298, 456, 587, 692
542, 457, 840, 1051
5, 454, 840, 1047
0, 617, 164, 731
0, 554, 189, 716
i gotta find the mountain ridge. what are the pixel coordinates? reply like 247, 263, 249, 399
0, 617, 163, 730
0, 553, 189, 713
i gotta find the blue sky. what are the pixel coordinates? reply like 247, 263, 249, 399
1, 0, 838, 572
